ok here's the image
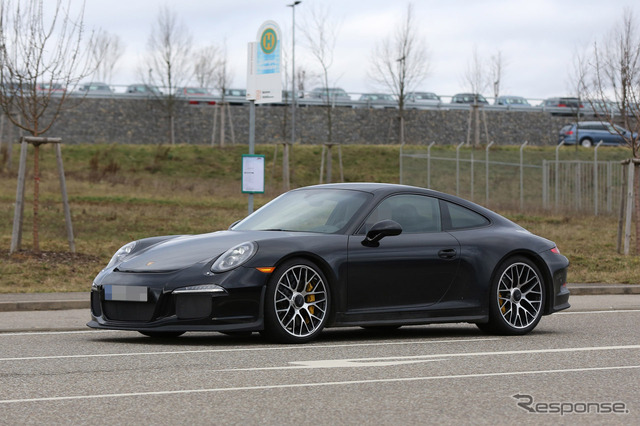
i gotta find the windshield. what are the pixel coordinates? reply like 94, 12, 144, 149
233, 189, 372, 234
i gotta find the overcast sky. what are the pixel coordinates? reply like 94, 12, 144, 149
78, 0, 640, 100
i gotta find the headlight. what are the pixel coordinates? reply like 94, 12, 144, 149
105, 241, 137, 269
211, 241, 257, 273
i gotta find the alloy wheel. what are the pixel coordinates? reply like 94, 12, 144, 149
273, 264, 328, 339
496, 262, 543, 329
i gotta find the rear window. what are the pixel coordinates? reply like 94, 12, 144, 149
443, 201, 490, 230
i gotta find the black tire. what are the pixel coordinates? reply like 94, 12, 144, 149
479, 256, 545, 335
138, 331, 185, 338
263, 258, 330, 344
580, 137, 593, 148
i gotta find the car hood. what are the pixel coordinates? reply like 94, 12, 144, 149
117, 231, 261, 273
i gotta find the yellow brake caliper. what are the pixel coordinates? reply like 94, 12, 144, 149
306, 282, 316, 317
500, 292, 507, 314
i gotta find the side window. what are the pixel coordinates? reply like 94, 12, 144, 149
362, 194, 441, 234
443, 201, 490, 230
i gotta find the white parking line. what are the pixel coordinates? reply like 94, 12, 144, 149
214, 344, 640, 372
0, 337, 500, 362
558, 309, 640, 315
2, 364, 639, 404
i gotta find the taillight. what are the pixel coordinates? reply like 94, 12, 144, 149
551, 247, 560, 254
558, 103, 566, 107
565, 130, 573, 135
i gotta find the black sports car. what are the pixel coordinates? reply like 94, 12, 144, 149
88, 183, 570, 343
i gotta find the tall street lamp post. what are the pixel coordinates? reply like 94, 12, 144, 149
285, 0, 301, 191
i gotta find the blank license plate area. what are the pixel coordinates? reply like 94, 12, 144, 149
105, 285, 148, 302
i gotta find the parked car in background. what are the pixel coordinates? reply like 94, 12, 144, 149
542, 97, 583, 115
588, 99, 619, 117
175, 87, 216, 105
495, 95, 531, 107
307, 87, 350, 100
175, 87, 209, 96
451, 93, 488, 104
356, 93, 396, 109
558, 121, 636, 147
78, 82, 113, 94
222, 88, 247, 105
406, 92, 441, 108
1, 80, 32, 95
125, 84, 162, 96
36, 82, 66, 94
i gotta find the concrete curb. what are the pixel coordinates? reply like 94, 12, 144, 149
0, 284, 638, 312
0, 300, 89, 312
567, 284, 640, 296
0, 292, 89, 312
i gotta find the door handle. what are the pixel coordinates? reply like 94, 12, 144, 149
438, 248, 457, 259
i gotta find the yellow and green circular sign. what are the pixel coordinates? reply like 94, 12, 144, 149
260, 28, 277, 54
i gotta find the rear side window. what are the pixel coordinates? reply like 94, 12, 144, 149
442, 201, 489, 230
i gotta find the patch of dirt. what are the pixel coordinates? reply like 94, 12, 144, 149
4, 251, 101, 264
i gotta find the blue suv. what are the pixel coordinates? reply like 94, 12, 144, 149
558, 121, 635, 147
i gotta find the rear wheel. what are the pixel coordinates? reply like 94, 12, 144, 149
478, 256, 545, 335
263, 258, 330, 343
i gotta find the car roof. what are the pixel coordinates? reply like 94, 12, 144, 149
298, 183, 509, 224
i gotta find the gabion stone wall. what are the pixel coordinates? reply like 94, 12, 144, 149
1, 98, 580, 146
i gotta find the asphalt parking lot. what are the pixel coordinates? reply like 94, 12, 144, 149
1, 295, 639, 424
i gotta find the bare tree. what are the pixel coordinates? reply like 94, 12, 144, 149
91, 29, 123, 83
213, 40, 233, 100
300, 3, 342, 182
296, 67, 311, 94
568, 47, 590, 149
143, 5, 193, 145
212, 41, 234, 147
0, 0, 96, 253
490, 50, 505, 100
583, 8, 640, 254
193, 44, 219, 89
369, 2, 429, 144
0, 0, 96, 136
587, 9, 640, 157
463, 45, 489, 97
461, 45, 491, 146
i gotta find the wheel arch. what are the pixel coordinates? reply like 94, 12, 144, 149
491, 249, 554, 313
268, 251, 339, 320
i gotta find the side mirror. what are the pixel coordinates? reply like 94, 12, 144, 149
362, 220, 402, 247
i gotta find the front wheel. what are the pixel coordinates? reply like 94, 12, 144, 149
478, 256, 545, 335
263, 258, 330, 343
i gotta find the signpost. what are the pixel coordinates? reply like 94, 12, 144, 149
242, 154, 265, 194
247, 21, 283, 105
245, 21, 282, 214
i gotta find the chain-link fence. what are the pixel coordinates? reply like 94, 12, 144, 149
401, 143, 627, 214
